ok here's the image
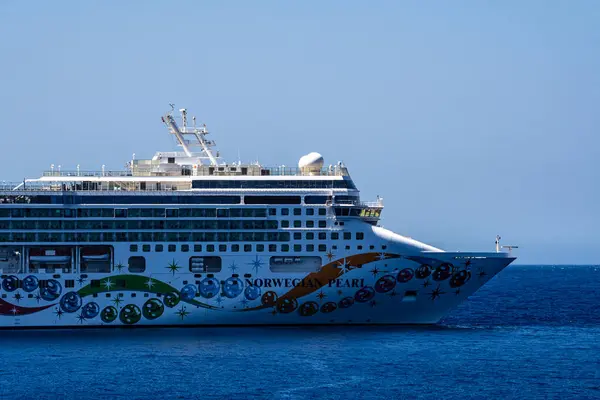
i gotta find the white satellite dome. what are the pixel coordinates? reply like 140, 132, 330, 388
298, 152, 324, 175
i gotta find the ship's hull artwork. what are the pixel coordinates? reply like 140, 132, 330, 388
0, 249, 514, 328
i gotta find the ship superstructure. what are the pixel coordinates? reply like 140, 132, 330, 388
0, 107, 515, 327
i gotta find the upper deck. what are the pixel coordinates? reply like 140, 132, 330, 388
1, 106, 357, 194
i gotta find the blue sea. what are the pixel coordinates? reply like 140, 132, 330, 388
1, 265, 599, 399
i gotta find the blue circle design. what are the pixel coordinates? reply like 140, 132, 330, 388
81, 302, 100, 319
354, 286, 376, 303
22, 275, 39, 292
223, 277, 243, 299
199, 278, 220, 299
60, 291, 82, 313
40, 279, 62, 301
180, 284, 197, 302
375, 275, 397, 293
338, 297, 355, 309
2, 275, 19, 292
244, 285, 261, 301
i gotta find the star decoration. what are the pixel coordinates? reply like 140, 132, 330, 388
370, 267, 380, 277
326, 250, 335, 261
76, 313, 86, 324
34, 293, 42, 303
54, 307, 64, 319
11, 307, 18, 316
316, 291, 327, 301
478, 269, 487, 279
370, 300, 377, 307
455, 289, 461, 296
388, 290, 399, 297
429, 285, 446, 301
77, 276, 87, 286
377, 252, 387, 261
114, 262, 126, 272
229, 261, 238, 273
464, 259, 472, 267
214, 296, 224, 306
337, 258, 351, 274
240, 298, 249, 308
175, 306, 190, 320
337, 290, 344, 296
103, 278, 114, 290
167, 260, 181, 275
145, 278, 155, 290
247, 255, 264, 274
13, 292, 22, 303
422, 279, 431, 288
112, 297, 124, 307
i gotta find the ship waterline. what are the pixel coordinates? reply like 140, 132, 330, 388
0, 107, 515, 328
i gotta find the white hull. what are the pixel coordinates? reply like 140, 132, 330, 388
0, 236, 515, 328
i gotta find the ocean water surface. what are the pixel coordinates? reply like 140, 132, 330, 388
1, 265, 599, 399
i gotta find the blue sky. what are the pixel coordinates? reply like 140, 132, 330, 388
1, 1, 598, 264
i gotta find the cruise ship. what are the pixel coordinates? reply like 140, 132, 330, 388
0, 106, 516, 328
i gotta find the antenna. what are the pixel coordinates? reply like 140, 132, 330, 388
180, 108, 187, 130
161, 105, 218, 164
501, 245, 519, 254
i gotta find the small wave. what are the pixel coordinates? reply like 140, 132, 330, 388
275, 376, 365, 399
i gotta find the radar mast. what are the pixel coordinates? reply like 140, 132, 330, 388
161, 105, 219, 166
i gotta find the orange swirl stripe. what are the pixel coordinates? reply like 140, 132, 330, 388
242, 252, 400, 312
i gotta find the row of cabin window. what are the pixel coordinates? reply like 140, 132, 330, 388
0, 195, 353, 206
281, 220, 327, 228
0, 220, 281, 230
0, 230, 363, 243
130, 243, 330, 254
0, 195, 244, 205
0, 207, 267, 218
190, 179, 356, 190
280, 208, 327, 216
0, 231, 291, 243
0, 219, 329, 230
291, 231, 364, 240
0, 207, 327, 219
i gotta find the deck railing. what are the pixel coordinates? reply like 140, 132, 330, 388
41, 165, 350, 178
